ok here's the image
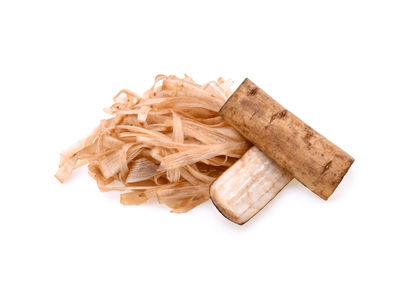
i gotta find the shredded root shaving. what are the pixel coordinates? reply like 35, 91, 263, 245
56, 75, 250, 212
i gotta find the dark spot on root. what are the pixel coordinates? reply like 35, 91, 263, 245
248, 87, 258, 96
269, 109, 287, 124
321, 160, 332, 175
303, 129, 314, 148
304, 130, 313, 141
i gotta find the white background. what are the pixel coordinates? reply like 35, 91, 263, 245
1, 1, 399, 283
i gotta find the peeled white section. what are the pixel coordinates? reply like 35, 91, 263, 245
210, 146, 293, 224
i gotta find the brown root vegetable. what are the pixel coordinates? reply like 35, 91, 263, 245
219, 78, 354, 199
56, 75, 250, 213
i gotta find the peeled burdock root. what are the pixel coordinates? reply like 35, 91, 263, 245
210, 146, 293, 224
55, 75, 250, 213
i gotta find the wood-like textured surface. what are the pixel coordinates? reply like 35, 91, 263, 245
219, 79, 354, 200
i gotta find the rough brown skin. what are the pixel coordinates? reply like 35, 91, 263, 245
219, 78, 354, 200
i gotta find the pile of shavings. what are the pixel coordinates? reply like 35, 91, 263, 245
56, 75, 250, 212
